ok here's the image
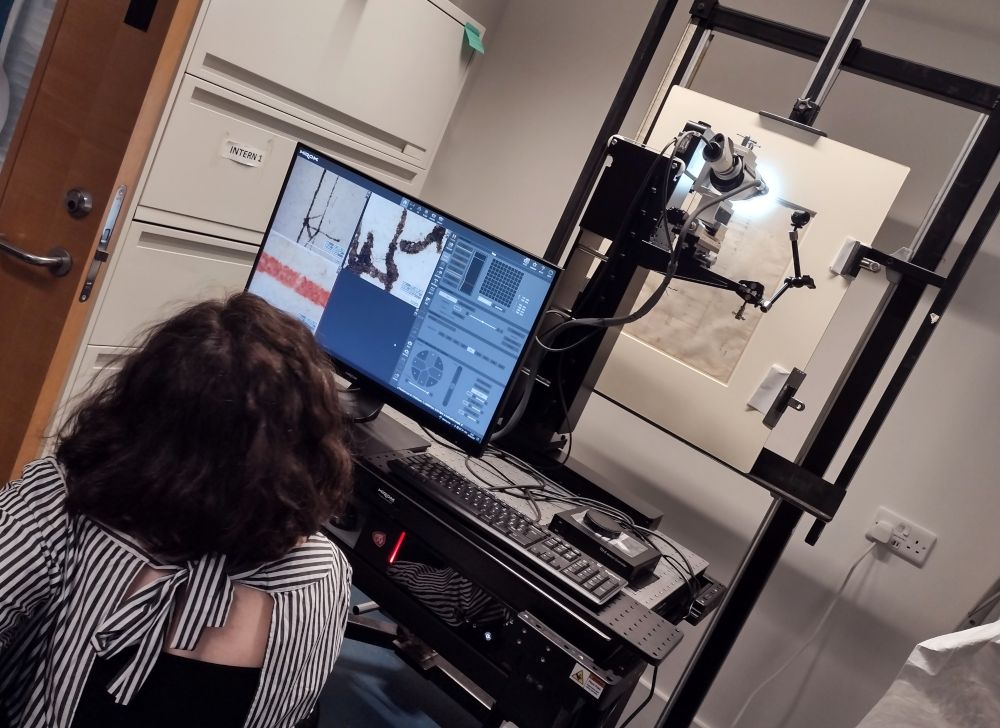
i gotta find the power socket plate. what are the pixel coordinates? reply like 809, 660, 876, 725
866, 506, 937, 567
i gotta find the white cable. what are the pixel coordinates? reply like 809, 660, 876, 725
730, 543, 877, 728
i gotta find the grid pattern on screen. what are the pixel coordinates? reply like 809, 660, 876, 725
479, 260, 524, 307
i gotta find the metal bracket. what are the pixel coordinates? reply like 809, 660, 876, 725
841, 240, 946, 287
749, 449, 847, 522
762, 367, 806, 428
758, 109, 829, 137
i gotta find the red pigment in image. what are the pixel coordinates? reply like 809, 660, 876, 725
257, 253, 331, 308
295, 276, 331, 308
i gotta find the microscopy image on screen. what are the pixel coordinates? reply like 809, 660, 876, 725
248, 234, 345, 332
270, 156, 369, 265
345, 194, 447, 309
248, 157, 371, 331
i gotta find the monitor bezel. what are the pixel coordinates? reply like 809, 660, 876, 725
246, 142, 560, 456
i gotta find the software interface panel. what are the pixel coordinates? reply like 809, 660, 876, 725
249, 147, 556, 444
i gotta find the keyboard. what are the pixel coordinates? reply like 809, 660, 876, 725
384, 452, 626, 606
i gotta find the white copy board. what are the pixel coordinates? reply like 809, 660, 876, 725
595, 87, 909, 472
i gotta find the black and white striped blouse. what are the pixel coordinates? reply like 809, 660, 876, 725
0, 457, 352, 727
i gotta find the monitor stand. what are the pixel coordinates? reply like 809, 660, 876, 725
342, 384, 430, 458
341, 384, 384, 424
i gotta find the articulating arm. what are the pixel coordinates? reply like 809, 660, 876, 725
656, 206, 815, 319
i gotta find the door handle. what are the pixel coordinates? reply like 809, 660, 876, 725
0, 236, 72, 276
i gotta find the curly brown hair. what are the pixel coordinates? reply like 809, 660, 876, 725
57, 292, 353, 567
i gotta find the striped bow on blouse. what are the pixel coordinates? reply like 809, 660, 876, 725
90, 552, 249, 705
0, 457, 353, 728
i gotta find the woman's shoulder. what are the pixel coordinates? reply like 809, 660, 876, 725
240, 532, 351, 594
1, 456, 68, 527
0, 457, 70, 601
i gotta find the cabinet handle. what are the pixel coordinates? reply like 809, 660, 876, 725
0, 236, 72, 276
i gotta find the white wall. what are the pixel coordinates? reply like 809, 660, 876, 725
448, 0, 507, 36
423, 1, 1000, 727
423, 0, 679, 253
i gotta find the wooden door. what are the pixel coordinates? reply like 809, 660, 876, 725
0, 0, 200, 478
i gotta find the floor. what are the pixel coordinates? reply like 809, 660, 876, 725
317, 589, 480, 728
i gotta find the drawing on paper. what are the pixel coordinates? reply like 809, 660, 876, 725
625, 199, 813, 383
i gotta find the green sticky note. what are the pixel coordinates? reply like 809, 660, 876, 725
464, 22, 485, 54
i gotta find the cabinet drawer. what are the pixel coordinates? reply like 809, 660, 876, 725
138, 75, 423, 243
188, 0, 474, 169
50, 344, 132, 442
91, 223, 258, 347
63, 345, 131, 408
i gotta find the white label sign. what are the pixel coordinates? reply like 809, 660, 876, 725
569, 662, 606, 698
220, 138, 265, 167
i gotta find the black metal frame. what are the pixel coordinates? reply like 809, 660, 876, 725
544, 0, 683, 264
536, 1, 1000, 725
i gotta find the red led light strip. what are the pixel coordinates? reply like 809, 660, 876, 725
388, 531, 407, 564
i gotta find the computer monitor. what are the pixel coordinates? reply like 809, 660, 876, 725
247, 144, 558, 454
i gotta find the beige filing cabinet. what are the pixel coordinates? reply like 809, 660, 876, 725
56, 0, 484, 423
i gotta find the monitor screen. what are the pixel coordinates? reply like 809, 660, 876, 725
247, 145, 558, 452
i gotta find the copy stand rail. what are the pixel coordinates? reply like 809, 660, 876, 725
525, 1, 1000, 724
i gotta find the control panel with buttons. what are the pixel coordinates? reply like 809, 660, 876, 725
385, 452, 626, 606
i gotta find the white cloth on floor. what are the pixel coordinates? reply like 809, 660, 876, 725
857, 621, 1000, 728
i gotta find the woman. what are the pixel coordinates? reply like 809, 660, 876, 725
0, 293, 354, 727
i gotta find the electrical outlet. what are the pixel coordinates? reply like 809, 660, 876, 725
866, 506, 937, 567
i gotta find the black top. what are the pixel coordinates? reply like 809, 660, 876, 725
72, 649, 260, 728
